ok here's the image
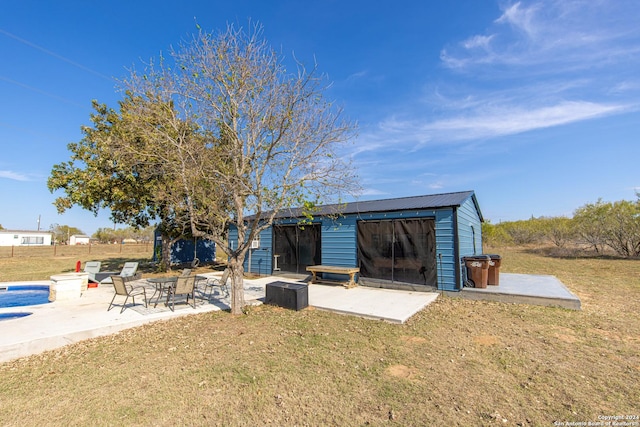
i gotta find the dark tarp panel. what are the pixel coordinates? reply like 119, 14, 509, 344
357, 220, 394, 281
357, 219, 436, 285
273, 224, 321, 274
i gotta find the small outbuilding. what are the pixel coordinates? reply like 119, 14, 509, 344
69, 234, 91, 245
230, 190, 484, 292
152, 230, 217, 267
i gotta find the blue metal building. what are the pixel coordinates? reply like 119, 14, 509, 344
229, 191, 483, 292
152, 230, 216, 266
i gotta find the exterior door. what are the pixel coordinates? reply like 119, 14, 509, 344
273, 224, 321, 274
357, 219, 436, 285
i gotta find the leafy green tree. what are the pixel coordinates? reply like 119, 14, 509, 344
602, 200, 640, 257
481, 221, 512, 247
93, 228, 117, 244
116, 23, 358, 314
49, 224, 83, 245
499, 218, 546, 245
542, 216, 575, 248
573, 198, 640, 257
93, 225, 156, 244
48, 97, 193, 270
130, 225, 155, 242
573, 199, 609, 253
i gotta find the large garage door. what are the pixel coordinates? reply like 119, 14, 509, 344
273, 224, 321, 274
357, 219, 436, 285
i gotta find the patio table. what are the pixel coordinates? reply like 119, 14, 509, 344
147, 277, 177, 307
147, 276, 210, 307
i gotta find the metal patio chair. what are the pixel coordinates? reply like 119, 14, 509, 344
166, 275, 197, 311
107, 275, 148, 313
202, 268, 230, 299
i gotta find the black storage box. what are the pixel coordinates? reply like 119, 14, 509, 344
265, 281, 308, 311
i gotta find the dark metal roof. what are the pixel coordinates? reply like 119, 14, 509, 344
273, 190, 481, 220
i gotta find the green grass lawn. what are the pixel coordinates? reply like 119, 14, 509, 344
0, 245, 638, 425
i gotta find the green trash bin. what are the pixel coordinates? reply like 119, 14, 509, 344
463, 255, 490, 288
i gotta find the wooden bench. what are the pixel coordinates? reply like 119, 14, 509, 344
306, 265, 360, 289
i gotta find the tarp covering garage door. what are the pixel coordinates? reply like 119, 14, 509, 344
273, 224, 321, 274
357, 219, 437, 285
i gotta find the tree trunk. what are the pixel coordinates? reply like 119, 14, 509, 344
159, 234, 172, 272
228, 254, 246, 315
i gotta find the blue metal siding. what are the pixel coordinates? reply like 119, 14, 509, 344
316, 217, 357, 281
228, 227, 238, 251
152, 230, 216, 265
456, 195, 484, 290
457, 196, 483, 257
320, 217, 357, 281
434, 209, 457, 291
245, 227, 272, 275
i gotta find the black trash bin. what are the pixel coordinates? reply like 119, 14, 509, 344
463, 255, 490, 288
486, 254, 502, 286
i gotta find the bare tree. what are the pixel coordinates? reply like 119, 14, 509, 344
118, 23, 359, 314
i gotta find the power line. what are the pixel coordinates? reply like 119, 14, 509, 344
0, 28, 114, 81
0, 75, 86, 108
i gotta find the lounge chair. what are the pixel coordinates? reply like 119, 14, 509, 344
84, 261, 102, 283
107, 275, 148, 313
166, 275, 196, 311
98, 262, 140, 284
202, 268, 230, 299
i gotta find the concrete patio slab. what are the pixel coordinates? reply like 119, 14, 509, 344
0, 272, 578, 363
308, 284, 439, 323
0, 278, 225, 364
449, 273, 581, 310
0, 274, 436, 363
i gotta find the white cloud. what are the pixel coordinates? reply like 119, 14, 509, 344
372, 100, 629, 146
360, 188, 388, 196
347, 70, 368, 80
609, 80, 640, 94
462, 34, 495, 50
495, 2, 540, 39
441, 0, 640, 71
363, 0, 640, 150
0, 170, 29, 181
422, 100, 629, 141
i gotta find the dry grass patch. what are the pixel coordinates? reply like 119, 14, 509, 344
473, 335, 501, 346
0, 246, 639, 425
0, 244, 154, 282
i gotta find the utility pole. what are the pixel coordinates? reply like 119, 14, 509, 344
37, 215, 41, 231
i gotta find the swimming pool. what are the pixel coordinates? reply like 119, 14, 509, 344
0, 312, 33, 321
0, 284, 50, 308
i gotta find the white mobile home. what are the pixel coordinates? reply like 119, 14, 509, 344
0, 230, 53, 246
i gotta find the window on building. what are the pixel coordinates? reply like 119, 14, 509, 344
21, 236, 44, 245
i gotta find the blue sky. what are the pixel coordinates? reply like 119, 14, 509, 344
1, 0, 639, 234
